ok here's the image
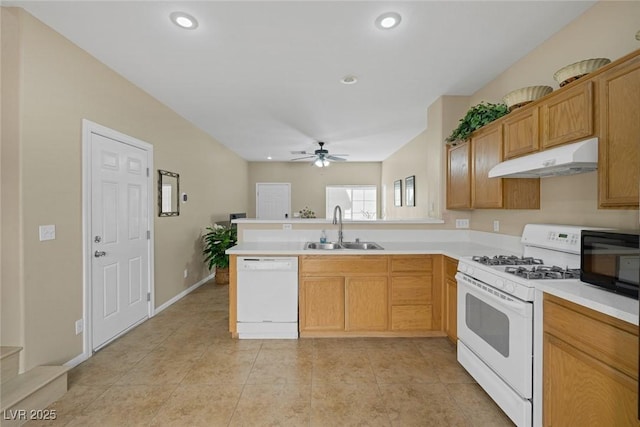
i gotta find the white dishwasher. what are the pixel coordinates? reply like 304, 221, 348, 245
236, 257, 299, 339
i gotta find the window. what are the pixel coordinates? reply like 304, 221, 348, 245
326, 185, 377, 220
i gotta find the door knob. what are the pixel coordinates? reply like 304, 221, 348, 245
94, 250, 107, 258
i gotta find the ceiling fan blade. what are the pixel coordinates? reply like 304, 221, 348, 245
291, 155, 315, 161
327, 155, 347, 162
329, 154, 349, 157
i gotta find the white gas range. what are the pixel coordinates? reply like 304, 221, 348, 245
456, 224, 595, 427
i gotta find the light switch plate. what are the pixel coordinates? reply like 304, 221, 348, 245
75, 319, 83, 335
39, 225, 56, 241
493, 220, 500, 232
282, 223, 292, 230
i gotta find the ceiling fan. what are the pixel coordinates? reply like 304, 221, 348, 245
291, 142, 349, 167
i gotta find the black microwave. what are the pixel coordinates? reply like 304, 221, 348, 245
581, 230, 640, 299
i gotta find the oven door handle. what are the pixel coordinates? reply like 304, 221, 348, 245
457, 273, 531, 317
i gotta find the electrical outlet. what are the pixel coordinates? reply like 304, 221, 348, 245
75, 319, 83, 335
493, 220, 500, 232
282, 223, 292, 230
183, 269, 188, 278
39, 224, 56, 241
455, 219, 470, 229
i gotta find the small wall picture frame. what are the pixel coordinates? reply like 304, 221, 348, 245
394, 180, 402, 207
405, 175, 415, 207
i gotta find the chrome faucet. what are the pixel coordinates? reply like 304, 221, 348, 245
332, 205, 343, 244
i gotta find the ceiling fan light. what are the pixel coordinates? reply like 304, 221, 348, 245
314, 158, 324, 167
323, 159, 330, 167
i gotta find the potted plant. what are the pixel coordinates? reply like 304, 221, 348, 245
445, 102, 509, 145
202, 223, 237, 285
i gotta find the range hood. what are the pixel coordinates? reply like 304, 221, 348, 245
488, 138, 598, 178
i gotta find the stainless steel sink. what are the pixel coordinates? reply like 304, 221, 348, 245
304, 241, 384, 250
304, 242, 342, 250
340, 241, 384, 250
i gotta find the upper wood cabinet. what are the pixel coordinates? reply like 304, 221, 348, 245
540, 81, 594, 149
446, 142, 472, 210
471, 124, 540, 209
471, 124, 504, 208
503, 106, 540, 159
597, 52, 640, 209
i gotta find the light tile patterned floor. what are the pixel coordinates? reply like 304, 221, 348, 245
27, 282, 514, 426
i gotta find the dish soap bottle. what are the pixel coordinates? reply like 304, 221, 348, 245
320, 230, 327, 243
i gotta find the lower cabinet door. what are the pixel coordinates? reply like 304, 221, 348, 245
346, 276, 388, 331
300, 277, 345, 332
544, 333, 639, 427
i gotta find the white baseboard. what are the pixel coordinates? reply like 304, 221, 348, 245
64, 351, 90, 369
64, 272, 215, 368
152, 272, 215, 315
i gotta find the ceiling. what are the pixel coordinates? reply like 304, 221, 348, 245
11, 1, 595, 162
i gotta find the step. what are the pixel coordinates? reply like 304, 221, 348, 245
0, 366, 69, 427
0, 347, 22, 385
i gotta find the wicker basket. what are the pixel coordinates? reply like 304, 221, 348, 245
553, 58, 611, 87
503, 86, 553, 111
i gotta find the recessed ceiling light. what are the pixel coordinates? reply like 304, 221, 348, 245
375, 12, 401, 30
340, 75, 358, 85
170, 12, 198, 30
267, 156, 272, 160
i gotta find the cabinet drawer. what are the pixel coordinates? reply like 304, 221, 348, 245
391, 276, 432, 305
391, 305, 432, 331
300, 255, 388, 275
390, 256, 433, 273
444, 257, 458, 281
543, 294, 638, 380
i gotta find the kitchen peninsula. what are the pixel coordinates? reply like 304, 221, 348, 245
226, 219, 638, 338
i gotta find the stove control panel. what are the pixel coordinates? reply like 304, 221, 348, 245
546, 231, 579, 246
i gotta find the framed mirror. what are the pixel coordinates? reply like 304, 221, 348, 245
158, 170, 179, 217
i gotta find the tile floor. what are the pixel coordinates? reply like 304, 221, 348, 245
28, 282, 514, 426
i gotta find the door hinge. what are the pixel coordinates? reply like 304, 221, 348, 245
146, 168, 150, 177
147, 292, 151, 302
147, 230, 150, 240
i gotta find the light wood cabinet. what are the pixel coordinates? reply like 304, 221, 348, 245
390, 256, 435, 331
540, 81, 594, 149
503, 106, 539, 159
446, 142, 472, 210
543, 293, 639, 426
597, 51, 640, 209
300, 276, 345, 332
471, 124, 540, 209
443, 256, 458, 344
299, 255, 443, 337
299, 255, 389, 336
346, 276, 388, 331
471, 125, 504, 208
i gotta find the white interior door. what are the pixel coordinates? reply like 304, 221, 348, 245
256, 183, 291, 219
90, 132, 150, 350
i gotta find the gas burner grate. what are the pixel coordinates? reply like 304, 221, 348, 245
504, 265, 581, 280
472, 255, 544, 266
